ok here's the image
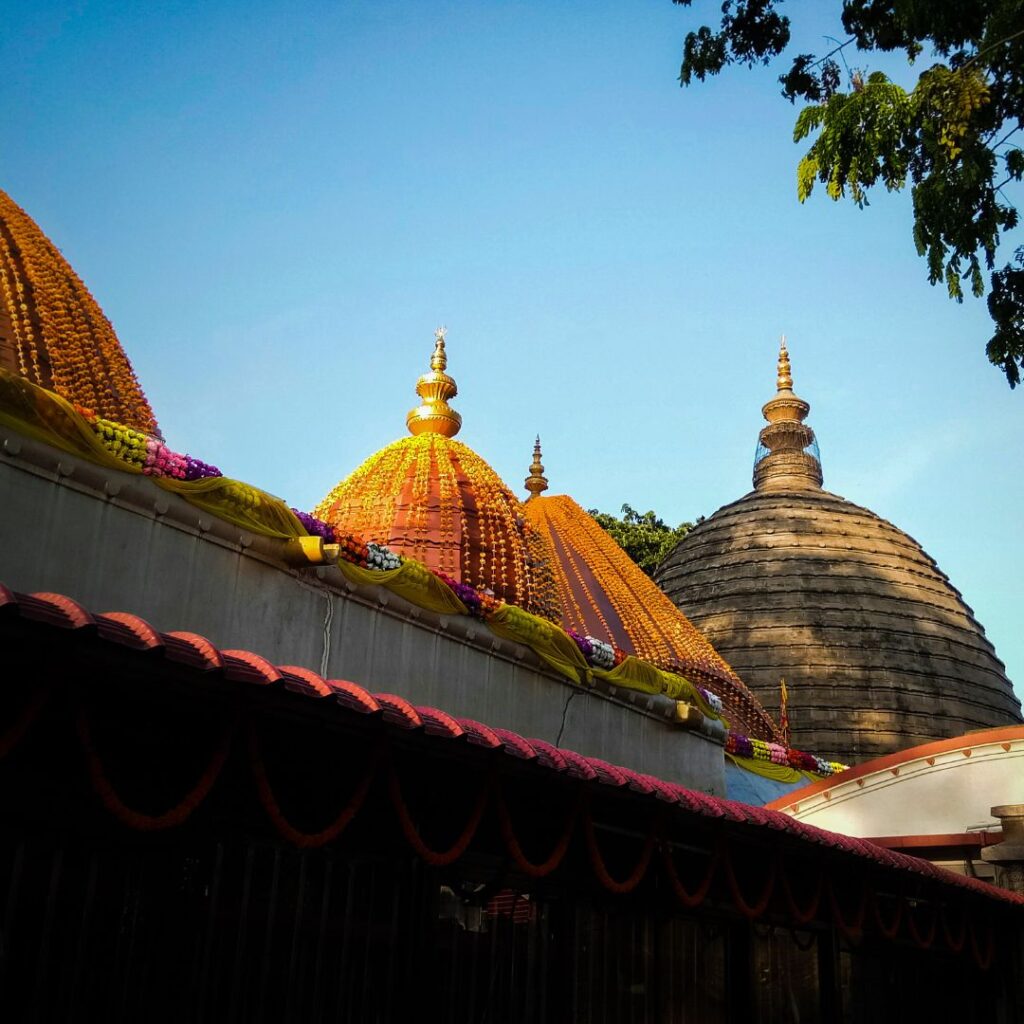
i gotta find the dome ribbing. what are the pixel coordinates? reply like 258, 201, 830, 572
656, 343, 1021, 764
523, 441, 780, 741
0, 188, 158, 435
314, 333, 561, 617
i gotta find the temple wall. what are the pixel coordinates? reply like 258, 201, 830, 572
0, 425, 724, 793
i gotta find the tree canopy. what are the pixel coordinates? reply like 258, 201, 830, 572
588, 504, 692, 577
674, 0, 1024, 385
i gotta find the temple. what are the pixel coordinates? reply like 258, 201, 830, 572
656, 340, 1022, 765
0, 188, 1022, 1019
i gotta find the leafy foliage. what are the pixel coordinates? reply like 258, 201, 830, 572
588, 503, 692, 577
673, 0, 1024, 385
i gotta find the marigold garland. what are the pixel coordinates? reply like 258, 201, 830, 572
940, 902, 968, 953
723, 847, 779, 919
827, 876, 868, 938
778, 859, 823, 925
582, 804, 658, 895
388, 764, 491, 867
0, 686, 50, 759
248, 723, 380, 848
905, 896, 939, 950
869, 886, 905, 940
496, 788, 581, 878
661, 840, 721, 909
77, 709, 234, 831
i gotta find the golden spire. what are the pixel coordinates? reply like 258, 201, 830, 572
406, 326, 463, 438
753, 336, 822, 491
777, 334, 793, 391
525, 435, 548, 498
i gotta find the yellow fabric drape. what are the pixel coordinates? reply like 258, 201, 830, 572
0, 370, 308, 539
336, 559, 469, 617
486, 604, 590, 684
592, 657, 725, 723
725, 752, 821, 784
0, 370, 744, 722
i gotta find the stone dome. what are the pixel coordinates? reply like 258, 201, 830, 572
0, 187, 158, 435
656, 342, 1021, 765
522, 438, 779, 740
314, 332, 560, 616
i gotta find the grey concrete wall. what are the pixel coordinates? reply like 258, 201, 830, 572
0, 425, 725, 793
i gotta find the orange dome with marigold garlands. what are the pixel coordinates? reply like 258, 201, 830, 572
0, 188, 158, 436
521, 438, 780, 741
314, 330, 562, 618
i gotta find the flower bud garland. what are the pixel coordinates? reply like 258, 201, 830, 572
585, 636, 616, 670
61, 405, 847, 779
366, 541, 402, 571
75, 404, 221, 481
696, 687, 724, 715
725, 732, 848, 778
434, 572, 503, 620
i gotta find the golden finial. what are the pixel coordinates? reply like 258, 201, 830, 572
777, 334, 793, 392
755, 336, 822, 491
406, 327, 463, 437
525, 435, 548, 498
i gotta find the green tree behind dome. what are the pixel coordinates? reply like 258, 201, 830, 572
673, 0, 1024, 386
588, 504, 693, 578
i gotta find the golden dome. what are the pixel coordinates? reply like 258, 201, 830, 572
315, 334, 561, 615
522, 449, 780, 741
656, 344, 1022, 764
0, 188, 158, 435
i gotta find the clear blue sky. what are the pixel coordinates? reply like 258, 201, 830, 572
2, 1, 1021, 700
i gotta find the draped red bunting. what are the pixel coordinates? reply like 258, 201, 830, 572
21, 704, 1006, 968
0, 687, 50, 759
249, 723, 380, 848
868, 886, 904, 941
496, 788, 580, 878
723, 846, 778, 919
906, 898, 939, 950
778, 859, 823, 925
388, 765, 491, 867
940, 902, 968, 954
969, 917, 995, 971
827, 877, 867, 938
77, 708, 234, 831
582, 804, 658, 894
661, 840, 721, 909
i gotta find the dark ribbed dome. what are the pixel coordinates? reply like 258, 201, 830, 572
655, 342, 1021, 765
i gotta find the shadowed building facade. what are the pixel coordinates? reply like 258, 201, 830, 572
656, 342, 1021, 766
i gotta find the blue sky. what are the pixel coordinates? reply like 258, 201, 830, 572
2, 0, 1021, 699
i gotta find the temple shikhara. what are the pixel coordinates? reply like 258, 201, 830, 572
0, 187, 1022, 1020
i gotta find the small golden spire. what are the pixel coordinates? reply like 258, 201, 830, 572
525, 435, 548, 498
777, 334, 793, 392
406, 327, 463, 438
754, 337, 822, 491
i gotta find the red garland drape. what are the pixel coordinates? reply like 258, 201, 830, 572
77, 709, 234, 831
496, 788, 580, 878
778, 859, 823, 925
723, 846, 778, 919
827, 877, 867, 939
582, 804, 658, 894
0, 687, 50, 758
2, 700, 997, 970
661, 840, 720, 909
249, 723, 380, 848
388, 765, 490, 867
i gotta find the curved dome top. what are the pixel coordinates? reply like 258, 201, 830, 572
0, 188, 158, 435
522, 440, 780, 741
314, 332, 560, 616
656, 342, 1021, 764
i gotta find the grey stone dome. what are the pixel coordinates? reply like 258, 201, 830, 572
656, 344, 1021, 765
